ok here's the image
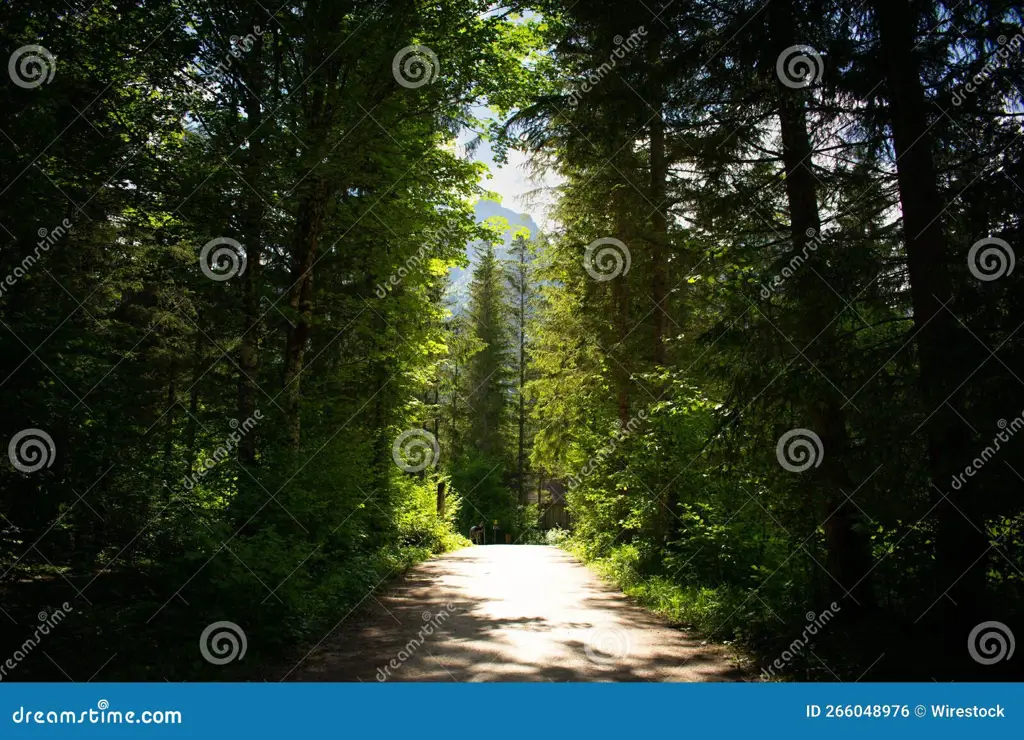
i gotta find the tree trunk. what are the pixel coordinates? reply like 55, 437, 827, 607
162, 377, 175, 479
184, 327, 204, 475
611, 194, 632, 426
436, 479, 446, 517
873, 0, 987, 618
771, 5, 875, 606
238, 73, 265, 465
517, 243, 527, 505
648, 104, 669, 368
282, 176, 330, 447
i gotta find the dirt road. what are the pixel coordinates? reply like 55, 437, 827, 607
284, 545, 745, 682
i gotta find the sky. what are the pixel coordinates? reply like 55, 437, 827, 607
457, 10, 561, 229
456, 105, 562, 232
442, 107, 559, 304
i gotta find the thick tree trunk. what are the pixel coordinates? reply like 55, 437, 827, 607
184, 327, 204, 475
370, 354, 397, 539
649, 105, 675, 538
450, 357, 462, 460
645, 23, 669, 369
612, 196, 632, 426
238, 83, 265, 465
873, 0, 987, 619
518, 374, 525, 502
771, 8, 875, 606
282, 176, 330, 447
436, 480, 446, 518
649, 107, 669, 368
280, 3, 343, 449
162, 378, 175, 478
612, 272, 631, 426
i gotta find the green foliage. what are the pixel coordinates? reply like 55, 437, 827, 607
4, 0, 1022, 686
0, 0, 541, 680
544, 527, 570, 546
450, 455, 514, 534
518, 0, 1024, 682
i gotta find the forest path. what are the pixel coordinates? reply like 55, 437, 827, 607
283, 544, 745, 681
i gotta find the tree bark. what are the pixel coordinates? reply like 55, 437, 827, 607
516, 239, 528, 505
282, 176, 330, 447
872, 0, 987, 616
771, 4, 875, 607
436, 479, 446, 518
237, 46, 265, 465
611, 193, 632, 426
184, 327, 204, 475
649, 104, 669, 367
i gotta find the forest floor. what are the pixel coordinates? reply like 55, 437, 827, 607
277, 544, 747, 681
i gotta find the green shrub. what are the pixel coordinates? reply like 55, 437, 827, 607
544, 527, 570, 546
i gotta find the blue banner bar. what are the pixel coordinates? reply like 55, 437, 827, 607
1, 684, 1021, 738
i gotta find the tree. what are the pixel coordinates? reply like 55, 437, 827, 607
466, 242, 513, 460
506, 233, 536, 504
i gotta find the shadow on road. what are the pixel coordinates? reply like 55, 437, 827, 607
276, 546, 746, 682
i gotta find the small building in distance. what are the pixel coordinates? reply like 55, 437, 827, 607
522, 479, 569, 530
